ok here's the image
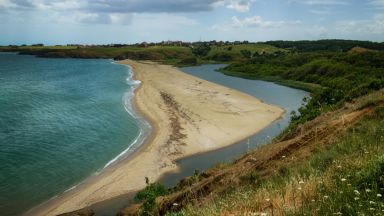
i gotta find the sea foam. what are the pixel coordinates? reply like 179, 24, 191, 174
102, 63, 151, 169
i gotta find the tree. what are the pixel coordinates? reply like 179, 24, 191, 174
192, 44, 211, 57
240, 49, 252, 58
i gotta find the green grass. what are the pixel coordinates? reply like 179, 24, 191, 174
209, 43, 284, 55
0, 45, 194, 65
205, 43, 286, 62
169, 105, 384, 216
0, 43, 287, 66
0, 45, 78, 50
135, 182, 168, 216
221, 71, 323, 93
223, 51, 384, 137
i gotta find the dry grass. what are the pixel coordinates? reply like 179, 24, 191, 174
121, 90, 384, 216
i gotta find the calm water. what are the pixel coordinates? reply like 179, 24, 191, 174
92, 64, 310, 216
0, 53, 148, 216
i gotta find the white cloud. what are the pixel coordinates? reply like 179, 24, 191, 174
212, 15, 301, 32
0, 0, 17, 8
369, 0, 384, 9
336, 14, 384, 35
370, 0, 384, 6
289, 0, 350, 5
135, 14, 199, 27
73, 12, 133, 25
306, 25, 329, 37
44, 0, 85, 10
1, 0, 218, 25
4, 0, 222, 12
226, 0, 254, 12
309, 8, 331, 14
231, 16, 301, 28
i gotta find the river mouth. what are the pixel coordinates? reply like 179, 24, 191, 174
90, 64, 310, 215
160, 64, 309, 186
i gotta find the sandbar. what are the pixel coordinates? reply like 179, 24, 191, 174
28, 60, 284, 215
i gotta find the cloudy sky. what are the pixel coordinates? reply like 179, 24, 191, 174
0, 0, 383, 45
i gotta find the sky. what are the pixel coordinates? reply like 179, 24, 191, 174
0, 0, 383, 45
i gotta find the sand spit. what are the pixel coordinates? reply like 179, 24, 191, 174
29, 60, 284, 216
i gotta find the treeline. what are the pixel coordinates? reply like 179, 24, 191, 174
224, 51, 384, 128
265, 39, 384, 52
0, 46, 193, 65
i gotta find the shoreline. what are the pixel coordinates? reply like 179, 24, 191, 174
24, 61, 157, 216
27, 60, 284, 216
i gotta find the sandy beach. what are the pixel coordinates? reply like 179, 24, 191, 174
29, 60, 284, 216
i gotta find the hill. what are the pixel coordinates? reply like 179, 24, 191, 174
265, 39, 384, 52
116, 42, 384, 216
0, 42, 284, 66
121, 89, 384, 216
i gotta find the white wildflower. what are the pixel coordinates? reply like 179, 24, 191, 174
354, 197, 360, 201
341, 178, 347, 182
366, 189, 372, 193
265, 198, 270, 202
370, 201, 376, 205
299, 180, 304, 184
377, 193, 382, 197
354, 190, 360, 195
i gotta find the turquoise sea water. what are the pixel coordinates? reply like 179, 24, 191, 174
0, 53, 148, 216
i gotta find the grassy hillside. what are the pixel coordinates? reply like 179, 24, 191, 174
0, 45, 194, 65
223, 51, 384, 138
205, 43, 286, 62
0, 43, 283, 66
118, 41, 384, 216
265, 39, 384, 52
122, 88, 384, 216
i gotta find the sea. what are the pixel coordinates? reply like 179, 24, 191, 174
0, 52, 150, 216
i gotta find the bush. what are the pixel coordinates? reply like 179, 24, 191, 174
192, 44, 211, 57
178, 57, 197, 65
210, 53, 233, 62
135, 182, 168, 215
240, 49, 252, 58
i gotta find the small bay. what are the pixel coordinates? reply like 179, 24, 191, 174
0, 53, 146, 216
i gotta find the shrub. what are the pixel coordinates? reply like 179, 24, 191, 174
135, 182, 168, 215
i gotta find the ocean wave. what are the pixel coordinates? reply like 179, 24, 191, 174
53, 62, 152, 202
64, 185, 78, 193
103, 130, 142, 169
101, 62, 152, 169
